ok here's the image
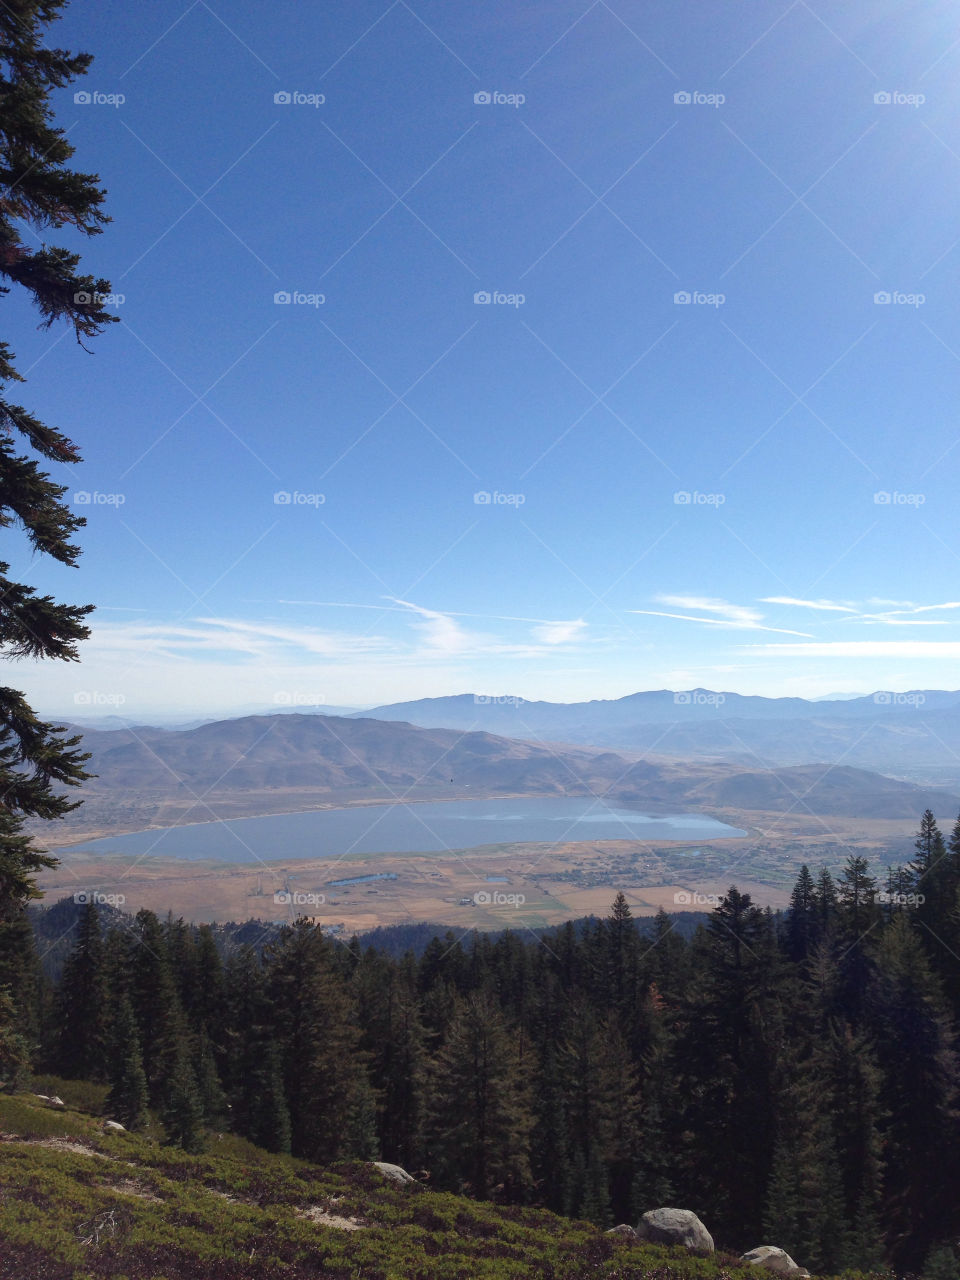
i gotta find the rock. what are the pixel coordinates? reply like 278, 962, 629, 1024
33, 1094, 50, 1102
635, 1207, 714, 1254
104, 1120, 126, 1132
606, 1224, 638, 1238
47, 1096, 64, 1107
369, 1161, 416, 1184
741, 1246, 809, 1276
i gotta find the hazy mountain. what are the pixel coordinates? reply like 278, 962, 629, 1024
356, 689, 960, 783
54, 713, 960, 832
62, 703, 365, 730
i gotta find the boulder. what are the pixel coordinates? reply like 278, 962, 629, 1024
369, 1161, 416, 1184
47, 1096, 65, 1107
104, 1120, 126, 1132
635, 1207, 714, 1254
606, 1224, 638, 1238
741, 1246, 809, 1276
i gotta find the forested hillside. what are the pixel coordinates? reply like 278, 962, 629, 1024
7, 809, 960, 1275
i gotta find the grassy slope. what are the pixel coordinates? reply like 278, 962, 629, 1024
0, 1087, 876, 1280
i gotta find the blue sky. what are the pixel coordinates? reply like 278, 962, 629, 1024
10, 0, 960, 717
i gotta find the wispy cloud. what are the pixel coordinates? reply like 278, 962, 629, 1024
531, 618, 587, 645
630, 596, 813, 638
389, 598, 473, 654
761, 596, 857, 613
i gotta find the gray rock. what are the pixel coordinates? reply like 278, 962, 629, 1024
47, 1096, 65, 1107
635, 1207, 714, 1253
742, 1246, 809, 1276
104, 1120, 126, 1132
606, 1224, 638, 1238
369, 1161, 416, 1184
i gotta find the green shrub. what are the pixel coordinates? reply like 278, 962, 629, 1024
29, 1074, 110, 1114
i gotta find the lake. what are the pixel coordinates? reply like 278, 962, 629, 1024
58, 796, 746, 864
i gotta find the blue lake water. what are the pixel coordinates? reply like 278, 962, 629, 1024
58, 797, 746, 865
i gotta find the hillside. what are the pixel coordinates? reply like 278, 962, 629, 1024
358, 690, 960, 782
0, 1088, 784, 1280
42, 713, 960, 840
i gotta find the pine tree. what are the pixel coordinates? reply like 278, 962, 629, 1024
629, 984, 677, 1217
679, 888, 785, 1243
786, 864, 817, 962
868, 913, 960, 1269
369, 965, 427, 1168
836, 856, 881, 1017
0, 0, 118, 922
105, 992, 148, 1130
426, 989, 533, 1201
129, 909, 183, 1103
556, 1001, 614, 1224
910, 809, 948, 895
530, 1036, 571, 1213
764, 1049, 852, 1274
194, 1027, 227, 1128
820, 1022, 885, 1269
56, 900, 109, 1079
814, 865, 839, 937
159, 1038, 204, 1153
345, 1068, 379, 1159
884, 864, 912, 914
604, 892, 639, 1018
248, 1042, 292, 1154
265, 920, 366, 1162
0, 902, 44, 1052
0, 987, 30, 1090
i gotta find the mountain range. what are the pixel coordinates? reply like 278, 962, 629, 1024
351, 689, 960, 784
47, 711, 960, 839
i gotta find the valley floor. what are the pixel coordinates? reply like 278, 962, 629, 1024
38, 809, 917, 927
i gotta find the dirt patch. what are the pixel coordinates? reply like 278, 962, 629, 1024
0, 1134, 105, 1159
104, 1178, 162, 1203
296, 1203, 368, 1231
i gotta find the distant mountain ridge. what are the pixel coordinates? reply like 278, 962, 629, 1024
359, 687, 960, 727
352, 689, 960, 782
